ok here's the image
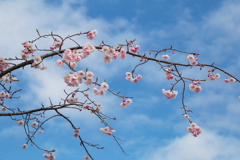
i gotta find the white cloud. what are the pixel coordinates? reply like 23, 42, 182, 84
140, 130, 240, 160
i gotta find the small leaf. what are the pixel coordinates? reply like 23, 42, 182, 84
203, 79, 207, 81
36, 29, 39, 33
86, 68, 88, 72
133, 38, 136, 41
52, 149, 56, 152
104, 79, 106, 82
170, 62, 174, 66
117, 91, 121, 94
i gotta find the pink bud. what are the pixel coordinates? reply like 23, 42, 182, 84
198, 81, 201, 84
32, 54, 34, 57
72, 92, 76, 96
140, 58, 142, 61
24, 50, 28, 54
107, 132, 113, 136
172, 50, 174, 54
23, 44, 27, 48
50, 46, 55, 50
0, 98, 4, 101
99, 44, 101, 47
224, 78, 230, 83
195, 58, 198, 61
149, 51, 151, 55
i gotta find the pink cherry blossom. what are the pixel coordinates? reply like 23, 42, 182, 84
50, 45, 55, 50
103, 54, 112, 63
191, 61, 198, 66
56, 59, 64, 67
22, 144, 27, 149
102, 46, 109, 54
184, 114, 190, 119
74, 129, 80, 134
162, 54, 170, 60
34, 56, 42, 64
224, 78, 230, 83
132, 78, 139, 83
187, 55, 195, 61
1, 107, 7, 111
166, 75, 174, 80
126, 72, 132, 77
84, 92, 89, 97
194, 86, 202, 93
38, 130, 43, 134
18, 120, 24, 126
130, 47, 136, 53
31, 121, 38, 128
85, 155, 90, 160
229, 77, 236, 83
100, 82, 109, 90
136, 75, 142, 80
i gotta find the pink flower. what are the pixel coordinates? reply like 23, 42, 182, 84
70, 62, 77, 69
103, 54, 112, 63
224, 78, 230, 83
92, 29, 98, 36
1, 107, 7, 112
132, 78, 139, 83
84, 155, 90, 160
38, 130, 43, 134
187, 127, 193, 132
120, 102, 128, 108
100, 82, 109, 90
191, 61, 198, 66
86, 71, 94, 79
120, 48, 126, 55
34, 56, 42, 64
64, 49, 72, 55
109, 48, 115, 55
99, 90, 106, 96
215, 73, 220, 79
135, 45, 140, 49
130, 47, 136, 53
162, 54, 170, 60
18, 120, 24, 126
50, 45, 56, 50
120, 53, 126, 59
126, 72, 132, 77
74, 129, 80, 134
73, 132, 79, 138
184, 114, 190, 119
187, 55, 195, 61
22, 144, 27, 149
137, 75, 142, 80
31, 121, 38, 128
194, 86, 202, 93
56, 59, 64, 67
166, 75, 174, 80
102, 46, 109, 54
229, 77, 236, 83
125, 99, 132, 105
84, 92, 89, 97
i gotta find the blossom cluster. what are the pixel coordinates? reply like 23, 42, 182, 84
92, 82, 109, 96
100, 126, 115, 136
0, 72, 17, 84
189, 81, 202, 93
125, 72, 142, 83
208, 71, 220, 80
130, 44, 139, 53
162, 89, 178, 99
165, 68, 174, 80
0, 90, 11, 102
0, 57, 10, 71
187, 123, 202, 137
120, 98, 132, 108
224, 77, 236, 83
86, 29, 98, 40
187, 54, 198, 66
43, 153, 56, 160
101, 46, 127, 63
63, 70, 92, 87
20, 42, 35, 60
73, 129, 80, 138
50, 41, 63, 50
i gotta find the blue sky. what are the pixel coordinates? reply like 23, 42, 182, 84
0, 0, 240, 160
